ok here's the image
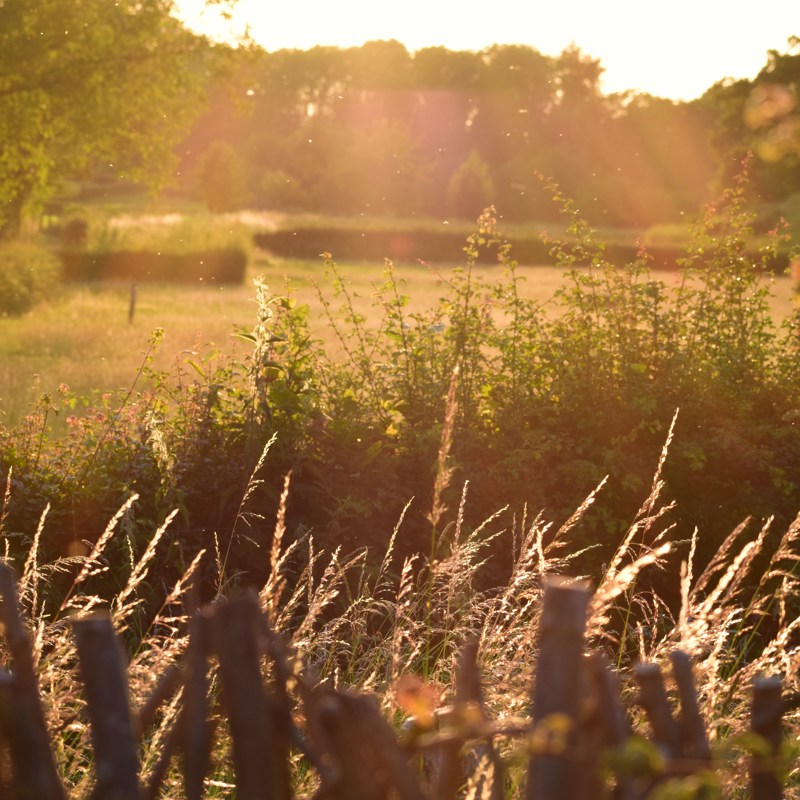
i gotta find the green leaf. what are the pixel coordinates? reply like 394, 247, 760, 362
185, 359, 206, 380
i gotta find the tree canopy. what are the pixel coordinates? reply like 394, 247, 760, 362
2, 7, 796, 232
180, 40, 728, 225
0, 0, 228, 237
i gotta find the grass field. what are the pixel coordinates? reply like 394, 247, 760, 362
1, 246, 797, 432
0, 253, 569, 429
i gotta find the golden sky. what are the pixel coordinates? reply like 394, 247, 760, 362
175, 0, 798, 100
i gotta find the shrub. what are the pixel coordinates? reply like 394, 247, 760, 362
447, 150, 495, 219
196, 140, 248, 213
253, 169, 310, 210
0, 241, 61, 315
57, 215, 252, 283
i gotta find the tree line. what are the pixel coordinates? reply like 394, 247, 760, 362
182, 37, 800, 226
0, 0, 797, 236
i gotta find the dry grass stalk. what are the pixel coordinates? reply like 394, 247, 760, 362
428, 365, 459, 531
0, 467, 12, 549
59, 493, 140, 615
259, 471, 292, 625
19, 502, 49, 619
113, 508, 179, 625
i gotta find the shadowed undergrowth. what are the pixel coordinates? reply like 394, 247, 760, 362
0, 415, 798, 796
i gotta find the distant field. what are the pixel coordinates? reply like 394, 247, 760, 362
1, 250, 796, 431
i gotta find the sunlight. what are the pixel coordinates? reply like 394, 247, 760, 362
173, 0, 797, 100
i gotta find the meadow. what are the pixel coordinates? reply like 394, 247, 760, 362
0, 253, 613, 432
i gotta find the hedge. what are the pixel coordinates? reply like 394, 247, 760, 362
254, 226, 792, 272
58, 248, 248, 284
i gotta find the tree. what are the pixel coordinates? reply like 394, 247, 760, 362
697, 38, 800, 199
196, 140, 248, 212
0, 0, 229, 238
447, 151, 495, 219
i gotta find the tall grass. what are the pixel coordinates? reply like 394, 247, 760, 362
1, 412, 797, 796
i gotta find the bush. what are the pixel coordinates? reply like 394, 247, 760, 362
0, 241, 61, 315
3, 167, 799, 603
196, 140, 248, 213
58, 215, 252, 283
447, 151, 495, 219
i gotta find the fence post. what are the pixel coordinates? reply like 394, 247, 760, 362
633, 662, 683, 760
433, 641, 500, 800
0, 563, 66, 800
669, 650, 711, 762
526, 577, 591, 800
319, 691, 426, 800
212, 594, 291, 800
128, 282, 137, 324
183, 609, 213, 800
751, 676, 784, 800
73, 613, 140, 800
587, 652, 634, 800
457, 641, 504, 800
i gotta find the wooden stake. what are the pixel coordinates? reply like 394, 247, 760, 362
212, 594, 291, 800
0, 563, 66, 800
751, 676, 783, 800
669, 650, 711, 762
633, 662, 682, 760
73, 613, 140, 800
128, 282, 137, 325
183, 611, 213, 800
526, 577, 591, 800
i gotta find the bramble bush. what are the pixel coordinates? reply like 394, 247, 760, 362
308, 168, 800, 586
1, 166, 800, 608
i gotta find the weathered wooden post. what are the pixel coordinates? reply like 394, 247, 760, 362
433, 641, 502, 800
73, 613, 140, 800
633, 662, 683, 760
751, 676, 784, 800
456, 641, 503, 800
212, 593, 291, 800
669, 650, 711, 762
128, 282, 137, 325
319, 691, 426, 800
183, 610, 213, 800
586, 652, 634, 800
526, 576, 591, 800
0, 563, 66, 800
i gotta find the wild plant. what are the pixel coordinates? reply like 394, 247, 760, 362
1, 399, 798, 797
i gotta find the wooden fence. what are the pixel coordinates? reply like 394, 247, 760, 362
0, 564, 792, 800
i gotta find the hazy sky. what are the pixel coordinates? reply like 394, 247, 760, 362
175, 0, 798, 100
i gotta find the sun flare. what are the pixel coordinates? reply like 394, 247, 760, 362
174, 0, 798, 100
